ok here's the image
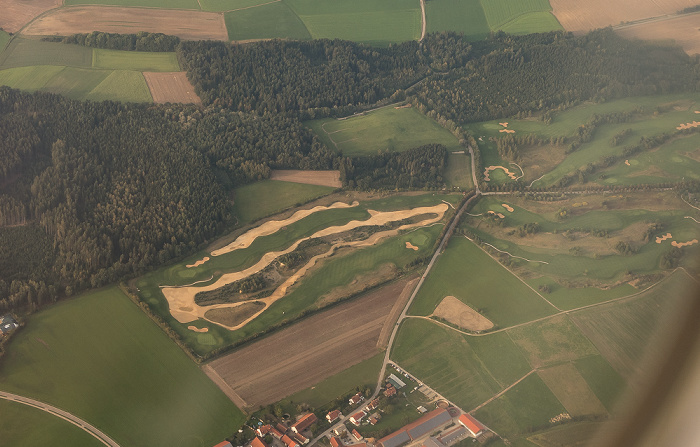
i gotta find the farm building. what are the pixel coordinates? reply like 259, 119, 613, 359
352, 429, 363, 441
421, 437, 444, 447
0, 315, 18, 335
276, 423, 288, 434
349, 392, 365, 405
330, 436, 344, 447
384, 385, 397, 398
387, 374, 406, 389
405, 409, 452, 440
458, 414, 485, 437
292, 433, 309, 445
349, 411, 366, 426
251, 437, 269, 447
437, 425, 467, 445
378, 429, 411, 447
291, 413, 317, 434
214, 442, 233, 447
327, 410, 342, 423
281, 435, 300, 447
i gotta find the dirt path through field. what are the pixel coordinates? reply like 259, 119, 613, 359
162, 204, 448, 329
211, 201, 358, 256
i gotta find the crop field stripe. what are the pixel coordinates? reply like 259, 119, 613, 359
64, 0, 201, 9
0, 38, 93, 70
85, 70, 153, 103
425, 0, 490, 38
478, 0, 554, 29
92, 49, 180, 72
225, 1, 311, 41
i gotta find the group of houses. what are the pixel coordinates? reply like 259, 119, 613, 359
243, 413, 319, 447
377, 409, 486, 447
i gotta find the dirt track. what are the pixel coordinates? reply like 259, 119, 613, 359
270, 170, 342, 188
0, 0, 61, 33
144, 72, 202, 104
206, 278, 410, 409
22, 6, 228, 41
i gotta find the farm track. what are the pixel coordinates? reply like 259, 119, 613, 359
0, 391, 120, 447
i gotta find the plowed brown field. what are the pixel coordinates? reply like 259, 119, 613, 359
0, 0, 61, 33
22, 6, 228, 41
616, 14, 700, 55
205, 278, 410, 409
551, 0, 695, 33
144, 72, 202, 104
270, 169, 342, 188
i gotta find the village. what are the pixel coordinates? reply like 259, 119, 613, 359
214, 364, 493, 447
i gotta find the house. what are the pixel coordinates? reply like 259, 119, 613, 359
276, 423, 288, 435
269, 428, 285, 439
292, 433, 309, 445
0, 315, 18, 336
281, 435, 300, 447
251, 437, 269, 447
458, 414, 485, 437
327, 410, 342, 423
387, 374, 406, 389
349, 411, 366, 426
352, 429, 363, 441
349, 392, 365, 405
405, 408, 452, 440
330, 436, 344, 447
383, 385, 397, 398
291, 413, 318, 434
213, 442, 233, 447
332, 424, 347, 437
364, 398, 380, 412
368, 416, 379, 426
256, 425, 272, 437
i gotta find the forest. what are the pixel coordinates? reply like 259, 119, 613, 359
1, 28, 699, 313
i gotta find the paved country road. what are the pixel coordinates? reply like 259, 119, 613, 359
0, 390, 120, 447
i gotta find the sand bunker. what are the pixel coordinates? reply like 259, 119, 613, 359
655, 233, 672, 244
211, 201, 359, 256
677, 121, 700, 130
433, 296, 494, 332
625, 160, 631, 166
499, 129, 515, 133
186, 257, 210, 268
405, 242, 419, 251
395, 104, 412, 109
499, 122, 508, 127
188, 326, 209, 333
162, 204, 448, 330
672, 239, 699, 247
484, 166, 518, 181
487, 210, 505, 219
502, 204, 514, 212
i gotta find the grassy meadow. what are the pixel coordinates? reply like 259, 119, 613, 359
425, 0, 490, 39
0, 31, 10, 52
65, 0, 200, 8
0, 38, 93, 69
225, 2, 312, 41
307, 106, 463, 156
201, 0, 275, 12
92, 49, 180, 71
0, 287, 244, 447
445, 152, 473, 189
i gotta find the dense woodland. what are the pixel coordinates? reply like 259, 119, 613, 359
45, 31, 180, 52
1, 29, 699, 313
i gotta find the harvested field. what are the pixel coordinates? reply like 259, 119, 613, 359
0, 0, 61, 33
550, 0, 695, 33
144, 71, 201, 104
205, 278, 408, 409
433, 295, 494, 332
22, 6, 229, 41
270, 169, 342, 188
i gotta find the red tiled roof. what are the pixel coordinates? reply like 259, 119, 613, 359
349, 392, 364, 404
270, 428, 284, 439
214, 442, 233, 447
282, 435, 300, 447
330, 436, 344, 447
352, 429, 363, 440
251, 437, 269, 447
276, 423, 288, 434
293, 433, 308, 444
292, 413, 318, 432
327, 410, 341, 422
458, 414, 485, 436
257, 425, 272, 436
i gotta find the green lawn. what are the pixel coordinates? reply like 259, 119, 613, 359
0, 399, 103, 447
473, 373, 566, 436
498, 11, 563, 35
231, 180, 336, 224
84, 70, 152, 102
468, 331, 532, 387
307, 106, 463, 156
0, 287, 244, 447
0, 65, 66, 92
225, 1, 312, 41
65, 0, 199, 8
200, 0, 274, 12
93, 49, 180, 72
479, 0, 557, 30
425, 0, 490, 39
286, 0, 421, 45
0, 38, 93, 69
408, 236, 557, 327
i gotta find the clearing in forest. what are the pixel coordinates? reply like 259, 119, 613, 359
144, 71, 201, 104
93, 49, 180, 72
270, 169, 342, 188
22, 6, 229, 41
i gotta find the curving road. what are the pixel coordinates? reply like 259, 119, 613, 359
0, 391, 120, 447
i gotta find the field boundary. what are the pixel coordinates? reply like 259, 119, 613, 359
0, 390, 120, 447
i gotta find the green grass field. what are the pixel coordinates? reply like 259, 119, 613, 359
0, 287, 244, 447
526, 422, 605, 447
574, 355, 626, 414
201, 0, 274, 12
444, 152, 473, 190
498, 12, 562, 35
408, 236, 557, 327
0, 38, 93, 69
479, 0, 557, 30
0, 399, 103, 447
307, 106, 463, 156
231, 180, 336, 224
84, 70, 152, 102
65, 0, 199, 8
286, 0, 420, 45
473, 373, 566, 436
425, 0, 490, 39
225, 1, 312, 41
0, 31, 10, 53
93, 49, 180, 72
